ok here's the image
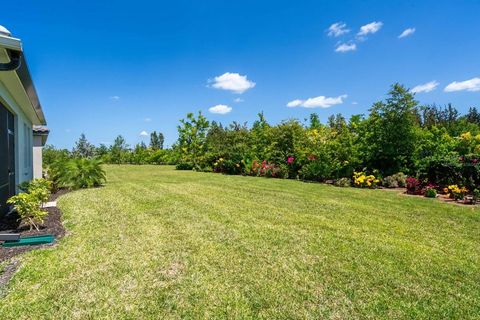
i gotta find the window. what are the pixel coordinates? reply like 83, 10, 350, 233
23, 123, 31, 170
23, 123, 27, 169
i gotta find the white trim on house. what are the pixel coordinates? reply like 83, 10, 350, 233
0, 28, 46, 211
0, 34, 22, 51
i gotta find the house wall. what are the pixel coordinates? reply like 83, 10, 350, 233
0, 80, 34, 189
33, 135, 43, 178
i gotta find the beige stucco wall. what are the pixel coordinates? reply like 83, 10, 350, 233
33, 135, 43, 179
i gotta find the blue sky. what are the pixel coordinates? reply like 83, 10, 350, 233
1, 0, 480, 148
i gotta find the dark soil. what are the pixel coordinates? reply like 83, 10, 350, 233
0, 191, 67, 263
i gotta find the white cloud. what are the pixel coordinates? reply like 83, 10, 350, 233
444, 77, 480, 92
335, 42, 357, 52
144, 117, 152, 122
287, 95, 347, 109
357, 21, 383, 37
234, 97, 244, 103
140, 130, 149, 137
109, 95, 120, 101
411, 80, 439, 93
286, 99, 303, 107
351, 101, 358, 105
398, 28, 416, 38
327, 22, 350, 37
209, 104, 232, 114
210, 72, 256, 94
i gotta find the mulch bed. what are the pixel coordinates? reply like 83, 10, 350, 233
0, 190, 68, 294
0, 189, 68, 263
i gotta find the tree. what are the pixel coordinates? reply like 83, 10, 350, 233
309, 113, 322, 129
466, 107, 480, 125
72, 133, 96, 158
43, 145, 70, 167
150, 131, 165, 150
110, 135, 128, 164
96, 144, 109, 159
158, 132, 164, 150
364, 83, 419, 175
251, 112, 271, 160
176, 112, 210, 168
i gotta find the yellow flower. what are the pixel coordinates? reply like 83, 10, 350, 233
460, 132, 472, 140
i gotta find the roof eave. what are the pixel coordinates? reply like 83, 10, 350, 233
0, 34, 22, 51
0, 34, 46, 125
16, 55, 46, 125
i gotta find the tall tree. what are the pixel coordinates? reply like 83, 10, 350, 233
157, 132, 164, 150
110, 135, 128, 164
365, 83, 419, 175
466, 107, 480, 125
150, 132, 159, 150
309, 113, 322, 129
150, 131, 165, 150
72, 133, 95, 158
176, 112, 210, 168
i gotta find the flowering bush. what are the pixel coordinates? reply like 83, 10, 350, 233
406, 177, 424, 195
213, 158, 242, 175
353, 172, 379, 188
249, 160, 286, 178
446, 185, 468, 200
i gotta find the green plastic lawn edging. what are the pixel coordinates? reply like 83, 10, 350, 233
1, 234, 55, 247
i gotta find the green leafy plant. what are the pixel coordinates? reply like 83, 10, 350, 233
299, 160, 333, 182
18, 178, 52, 204
425, 187, 437, 198
49, 158, 106, 190
175, 162, 194, 170
473, 189, 480, 202
7, 192, 48, 231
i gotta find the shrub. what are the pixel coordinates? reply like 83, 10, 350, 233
406, 177, 424, 195
299, 161, 332, 182
459, 154, 480, 191
382, 172, 407, 188
18, 178, 52, 204
175, 162, 193, 170
447, 185, 468, 200
249, 160, 286, 178
473, 189, 480, 202
213, 158, 242, 175
382, 175, 399, 188
334, 177, 351, 187
50, 158, 106, 190
7, 192, 48, 231
425, 187, 437, 198
353, 172, 379, 188
417, 155, 463, 188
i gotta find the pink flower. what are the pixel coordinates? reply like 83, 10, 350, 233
287, 156, 294, 164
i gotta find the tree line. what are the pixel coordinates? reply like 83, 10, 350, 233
45, 83, 480, 189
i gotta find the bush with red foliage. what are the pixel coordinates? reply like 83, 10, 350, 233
406, 177, 424, 195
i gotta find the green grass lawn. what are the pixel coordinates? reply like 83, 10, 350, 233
1, 165, 479, 319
